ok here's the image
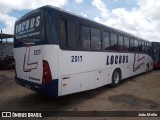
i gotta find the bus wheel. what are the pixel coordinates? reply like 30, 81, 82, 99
111, 69, 121, 87
146, 64, 149, 73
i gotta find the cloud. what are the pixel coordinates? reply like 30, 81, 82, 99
0, 0, 68, 34
0, 0, 68, 13
1, 0, 160, 42
93, 0, 160, 41
0, 12, 17, 34
75, 0, 83, 4
80, 12, 88, 17
92, 0, 109, 18
137, 0, 160, 21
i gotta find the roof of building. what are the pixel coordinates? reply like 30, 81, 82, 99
0, 33, 14, 39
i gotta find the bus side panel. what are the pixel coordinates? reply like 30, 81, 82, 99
95, 70, 106, 88
59, 49, 153, 96
58, 50, 129, 96
61, 72, 96, 95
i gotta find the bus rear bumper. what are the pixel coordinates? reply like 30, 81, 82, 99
15, 77, 58, 97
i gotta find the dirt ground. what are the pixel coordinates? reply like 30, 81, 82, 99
0, 70, 160, 120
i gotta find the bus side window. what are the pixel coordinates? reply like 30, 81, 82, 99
102, 31, 110, 50
91, 27, 101, 50
129, 38, 134, 52
142, 41, 145, 52
80, 25, 90, 49
110, 33, 118, 51
148, 42, 152, 56
67, 20, 76, 49
134, 40, 139, 52
60, 19, 67, 48
124, 37, 129, 51
144, 42, 147, 53
60, 18, 76, 49
139, 41, 142, 52
118, 36, 124, 51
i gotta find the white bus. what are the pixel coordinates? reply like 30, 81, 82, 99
14, 5, 153, 97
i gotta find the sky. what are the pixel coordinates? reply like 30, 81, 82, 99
0, 0, 160, 42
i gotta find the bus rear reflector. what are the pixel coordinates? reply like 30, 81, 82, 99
42, 60, 52, 84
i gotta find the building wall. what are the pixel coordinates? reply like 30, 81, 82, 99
0, 43, 13, 57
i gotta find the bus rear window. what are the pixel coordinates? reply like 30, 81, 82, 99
14, 12, 42, 48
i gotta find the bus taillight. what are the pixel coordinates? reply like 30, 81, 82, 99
42, 60, 52, 84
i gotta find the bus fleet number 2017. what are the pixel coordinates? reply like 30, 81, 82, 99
71, 56, 82, 62
34, 50, 41, 55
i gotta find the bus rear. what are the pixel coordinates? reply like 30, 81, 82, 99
14, 7, 58, 97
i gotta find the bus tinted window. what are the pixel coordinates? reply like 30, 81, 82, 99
110, 33, 118, 50
142, 41, 145, 52
129, 39, 134, 52
60, 18, 76, 49
134, 40, 139, 52
139, 41, 142, 52
60, 19, 67, 47
102, 31, 110, 50
67, 20, 76, 49
14, 12, 42, 48
124, 37, 129, 51
91, 28, 101, 50
118, 36, 124, 51
152, 42, 160, 61
144, 42, 147, 53
80, 25, 90, 49
146, 42, 150, 55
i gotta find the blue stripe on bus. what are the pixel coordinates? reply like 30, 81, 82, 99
15, 77, 58, 97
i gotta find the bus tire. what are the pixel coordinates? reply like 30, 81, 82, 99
111, 69, 121, 87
